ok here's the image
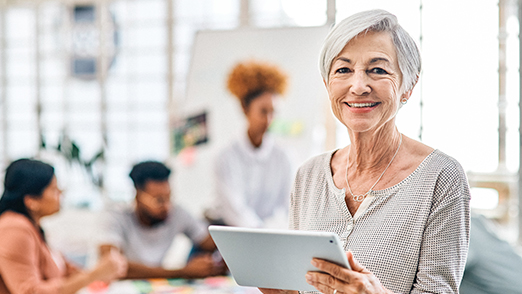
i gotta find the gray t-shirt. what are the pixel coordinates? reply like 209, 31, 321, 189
99, 204, 208, 267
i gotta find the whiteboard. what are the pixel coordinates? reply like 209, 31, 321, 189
173, 26, 331, 216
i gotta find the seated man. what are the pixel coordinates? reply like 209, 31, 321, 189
99, 161, 225, 279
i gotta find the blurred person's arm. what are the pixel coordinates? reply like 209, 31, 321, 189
99, 244, 224, 279
59, 249, 127, 293
196, 234, 217, 252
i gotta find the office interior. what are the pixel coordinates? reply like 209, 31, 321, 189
1, 0, 521, 268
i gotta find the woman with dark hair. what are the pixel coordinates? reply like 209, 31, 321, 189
0, 158, 127, 294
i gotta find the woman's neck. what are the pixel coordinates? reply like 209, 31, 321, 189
28, 211, 41, 226
346, 126, 402, 173
247, 129, 263, 148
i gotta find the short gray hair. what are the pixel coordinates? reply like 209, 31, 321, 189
319, 9, 421, 92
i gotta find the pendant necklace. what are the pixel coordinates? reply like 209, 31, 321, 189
345, 134, 402, 202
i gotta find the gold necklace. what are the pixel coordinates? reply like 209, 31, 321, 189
345, 134, 402, 202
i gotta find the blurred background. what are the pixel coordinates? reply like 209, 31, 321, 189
0, 0, 521, 265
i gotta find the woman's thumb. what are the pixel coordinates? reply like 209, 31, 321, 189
347, 250, 366, 272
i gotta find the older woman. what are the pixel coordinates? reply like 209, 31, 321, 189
0, 159, 127, 294
262, 9, 470, 294
206, 60, 293, 228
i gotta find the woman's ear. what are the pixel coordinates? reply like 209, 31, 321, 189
402, 76, 419, 101
401, 89, 413, 102
23, 195, 40, 213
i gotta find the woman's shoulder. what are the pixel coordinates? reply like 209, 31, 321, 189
0, 211, 38, 239
0, 211, 33, 229
270, 143, 293, 163
404, 136, 465, 175
425, 149, 466, 174
215, 137, 246, 159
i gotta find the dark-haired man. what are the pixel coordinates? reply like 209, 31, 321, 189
99, 161, 225, 279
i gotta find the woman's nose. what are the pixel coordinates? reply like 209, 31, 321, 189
350, 71, 371, 96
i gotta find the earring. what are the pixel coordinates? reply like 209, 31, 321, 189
401, 97, 408, 105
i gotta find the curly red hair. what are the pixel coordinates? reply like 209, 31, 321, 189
226, 60, 288, 108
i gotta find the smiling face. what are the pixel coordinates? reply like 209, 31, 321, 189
327, 31, 412, 134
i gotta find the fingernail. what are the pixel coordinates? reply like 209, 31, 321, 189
305, 273, 312, 283
311, 259, 318, 267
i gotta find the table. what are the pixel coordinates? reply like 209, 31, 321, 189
79, 276, 262, 294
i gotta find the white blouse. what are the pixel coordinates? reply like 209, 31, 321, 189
208, 133, 293, 228
290, 149, 470, 294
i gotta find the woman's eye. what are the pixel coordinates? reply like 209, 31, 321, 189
335, 67, 350, 74
369, 68, 388, 74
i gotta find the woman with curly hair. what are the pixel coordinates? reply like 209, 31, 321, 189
205, 60, 294, 228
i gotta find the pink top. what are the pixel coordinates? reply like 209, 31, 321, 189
0, 211, 65, 294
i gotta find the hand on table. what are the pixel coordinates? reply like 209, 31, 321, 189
65, 260, 81, 276
183, 253, 227, 278
92, 248, 128, 282
305, 251, 393, 294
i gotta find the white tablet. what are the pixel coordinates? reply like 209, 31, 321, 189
209, 225, 350, 291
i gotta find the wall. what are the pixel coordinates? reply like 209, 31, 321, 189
172, 26, 331, 217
